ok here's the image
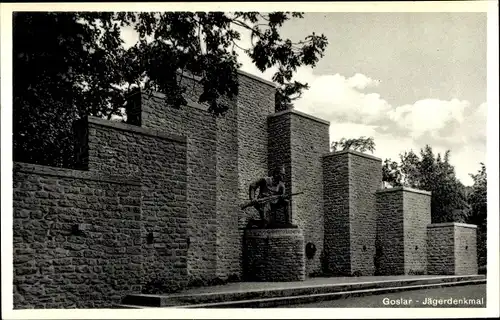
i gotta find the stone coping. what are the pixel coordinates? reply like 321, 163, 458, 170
376, 186, 432, 196
13, 162, 141, 186
322, 149, 382, 162
427, 222, 478, 229
237, 69, 276, 88
88, 116, 186, 144
268, 109, 330, 126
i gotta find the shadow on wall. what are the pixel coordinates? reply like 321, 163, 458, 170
309, 250, 358, 277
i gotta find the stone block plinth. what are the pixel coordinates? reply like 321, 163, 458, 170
427, 223, 478, 275
243, 228, 305, 281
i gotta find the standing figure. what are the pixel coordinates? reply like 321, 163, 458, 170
248, 167, 291, 227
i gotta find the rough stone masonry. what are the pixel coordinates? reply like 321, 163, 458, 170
12, 70, 479, 309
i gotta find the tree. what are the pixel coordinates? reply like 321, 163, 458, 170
13, 11, 328, 167
381, 158, 403, 188
14, 12, 131, 167
381, 145, 469, 223
331, 136, 375, 153
467, 163, 487, 225
467, 163, 487, 266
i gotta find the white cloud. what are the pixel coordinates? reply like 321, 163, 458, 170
294, 71, 392, 125
388, 98, 470, 139
346, 73, 380, 90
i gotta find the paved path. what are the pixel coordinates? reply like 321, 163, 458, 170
287, 284, 487, 308
174, 275, 472, 296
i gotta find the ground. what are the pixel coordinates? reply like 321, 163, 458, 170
287, 284, 486, 308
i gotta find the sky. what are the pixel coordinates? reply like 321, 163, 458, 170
122, 12, 486, 186
231, 12, 487, 186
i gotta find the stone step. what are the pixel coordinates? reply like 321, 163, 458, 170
173, 278, 487, 308
121, 275, 485, 308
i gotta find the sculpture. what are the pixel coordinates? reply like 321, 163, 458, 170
241, 166, 303, 228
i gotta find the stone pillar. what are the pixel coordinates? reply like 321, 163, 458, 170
243, 228, 305, 281
323, 150, 382, 276
267, 109, 330, 275
427, 222, 478, 275
375, 187, 431, 275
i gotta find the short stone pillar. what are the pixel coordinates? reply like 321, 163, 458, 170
375, 187, 431, 275
243, 228, 305, 281
427, 223, 478, 275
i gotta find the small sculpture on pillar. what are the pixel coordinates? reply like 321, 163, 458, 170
241, 166, 302, 229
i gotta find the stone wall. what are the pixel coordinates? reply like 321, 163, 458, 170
323, 150, 382, 276
375, 187, 431, 275
267, 113, 293, 219
268, 110, 330, 275
347, 151, 382, 276
403, 189, 432, 274
375, 190, 404, 275
454, 224, 478, 275
427, 224, 455, 275
139, 71, 275, 280
235, 73, 276, 275
243, 228, 305, 281
87, 117, 189, 286
427, 223, 478, 275
13, 163, 143, 308
322, 152, 351, 275
13, 117, 189, 309
140, 91, 218, 282
214, 97, 240, 279
237, 73, 276, 225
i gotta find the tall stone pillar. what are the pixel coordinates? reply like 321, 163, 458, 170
267, 109, 330, 275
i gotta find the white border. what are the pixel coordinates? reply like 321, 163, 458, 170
1, 2, 498, 319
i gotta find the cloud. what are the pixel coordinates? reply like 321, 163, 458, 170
289, 69, 486, 185
294, 70, 391, 125
387, 98, 470, 139
346, 73, 380, 90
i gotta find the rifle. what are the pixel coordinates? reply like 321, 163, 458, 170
240, 192, 304, 210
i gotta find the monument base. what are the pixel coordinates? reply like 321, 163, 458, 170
243, 228, 305, 282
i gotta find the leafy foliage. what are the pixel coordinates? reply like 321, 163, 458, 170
467, 163, 487, 226
331, 136, 376, 153
381, 159, 403, 188
467, 163, 487, 265
13, 12, 129, 167
13, 11, 328, 167
381, 145, 470, 223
